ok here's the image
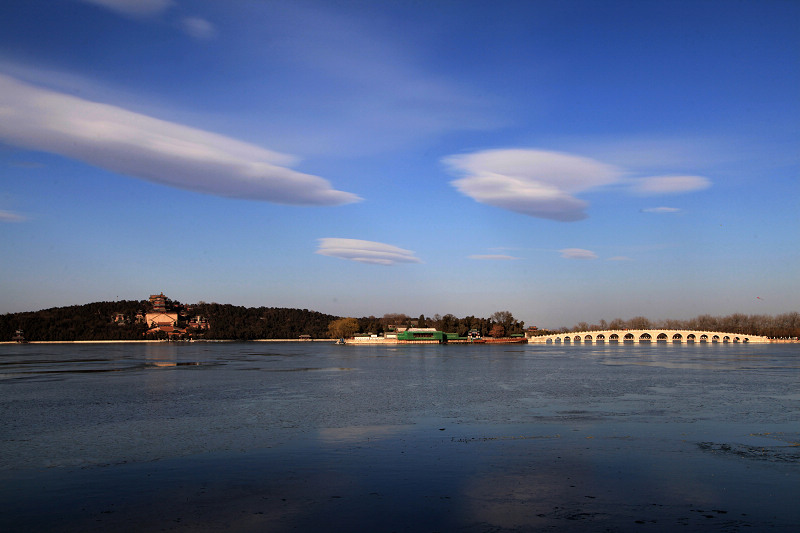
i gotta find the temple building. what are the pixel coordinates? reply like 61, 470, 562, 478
146, 292, 178, 329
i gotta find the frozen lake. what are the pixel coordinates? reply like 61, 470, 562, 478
1, 341, 798, 531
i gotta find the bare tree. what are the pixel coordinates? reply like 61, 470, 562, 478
608, 318, 625, 330
626, 316, 651, 329
381, 313, 409, 327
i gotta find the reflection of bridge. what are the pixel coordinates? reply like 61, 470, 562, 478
526, 329, 771, 344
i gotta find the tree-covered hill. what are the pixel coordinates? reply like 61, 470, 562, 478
0, 300, 149, 342
189, 303, 337, 340
0, 301, 339, 341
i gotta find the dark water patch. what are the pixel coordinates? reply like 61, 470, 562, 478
0, 357, 111, 366
0, 374, 66, 383
5, 361, 217, 375
261, 367, 354, 373
698, 437, 800, 463
451, 433, 561, 443
29, 367, 133, 374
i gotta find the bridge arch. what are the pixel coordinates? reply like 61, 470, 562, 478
527, 329, 770, 344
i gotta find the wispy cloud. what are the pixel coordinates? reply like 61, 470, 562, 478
0, 74, 360, 206
77, 0, 174, 17
641, 207, 682, 214
316, 238, 422, 266
0, 210, 26, 223
231, 2, 506, 157
469, 254, 520, 261
445, 148, 711, 222
559, 248, 598, 260
570, 136, 731, 171
632, 176, 711, 195
181, 17, 217, 39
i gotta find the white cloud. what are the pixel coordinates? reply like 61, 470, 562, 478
632, 175, 711, 195
316, 238, 421, 266
181, 17, 217, 39
0, 210, 26, 223
445, 148, 712, 222
641, 207, 682, 214
559, 248, 598, 260
469, 254, 519, 260
446, 149, 620, 222
0, 74, 360, 206
77, 0, 174, 17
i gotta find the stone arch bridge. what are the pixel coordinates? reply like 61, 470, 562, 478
527, 329, 771, 344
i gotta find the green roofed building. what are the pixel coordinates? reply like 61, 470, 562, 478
396, 328, 447, 343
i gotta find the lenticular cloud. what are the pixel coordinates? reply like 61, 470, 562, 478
316, 238, 421, 266
559, 248, 598, 260
445, 148, 712, 222
0, 74, 360, 206
446, 149, 621, 222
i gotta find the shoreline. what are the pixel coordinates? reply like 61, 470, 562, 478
3, 337, 797, 345
0, 339, 336, 345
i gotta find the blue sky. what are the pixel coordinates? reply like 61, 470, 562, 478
1, 0, 797, 328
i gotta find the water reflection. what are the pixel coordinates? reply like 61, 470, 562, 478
317, 424, 410, 443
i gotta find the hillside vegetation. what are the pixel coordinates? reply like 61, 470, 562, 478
0, 301, 337, 341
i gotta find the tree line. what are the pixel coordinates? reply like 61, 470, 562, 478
550, 312, 800, 338
341, 310, 525, 339
5, 301, 795, 341
1, 302, 525, 341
